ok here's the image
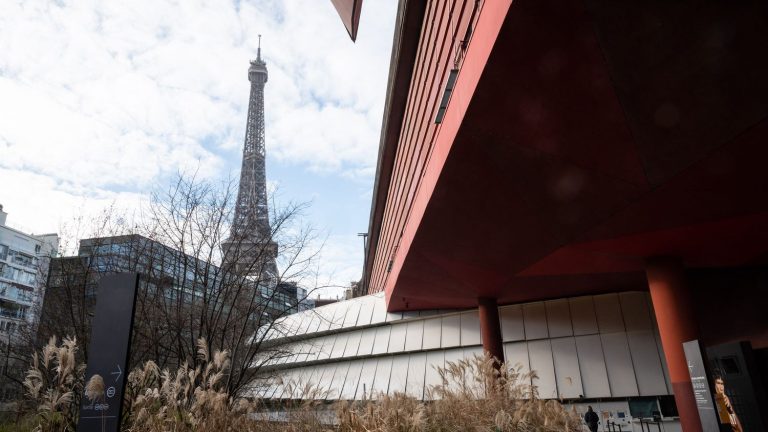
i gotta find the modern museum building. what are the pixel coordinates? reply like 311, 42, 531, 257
258, 0, 768, 431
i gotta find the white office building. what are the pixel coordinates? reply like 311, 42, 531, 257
0, 205, 58, 340
0, 205, 58, 405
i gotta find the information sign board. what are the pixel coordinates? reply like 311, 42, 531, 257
77, 273, 139, 432
682, 339, 722, 432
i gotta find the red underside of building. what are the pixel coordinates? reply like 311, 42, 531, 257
361, 0, 768, 430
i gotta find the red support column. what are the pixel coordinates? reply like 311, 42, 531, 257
478, 297, 505, 364
646, 257, 702, 432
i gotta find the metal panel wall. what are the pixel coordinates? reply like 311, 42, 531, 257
259, 291, 674, 403
402, 311, 420, 319
341, 360, 364, 399
329, 362, 350, 399
370, 295, 388, 324
504, 341, 531, 377
441, 314, 461, 347
389, 355, 410, 394
295, 340, 312, 363
371, 357, 393, 398
404, 320, 425, 351
601, 332, 639, 396
315, 305, 335, 332
424, 350, 445, 400
569, 296, 599, 335
527, 339, 557, 399
405, 352, 427, 398
574, 335, 611, 398
500, 304, 525, 342
313, 364, 334, 398
546, 299, 574, 338
288, 367, 308, 399
306, 310, 323, 334
343, 331, 363, 357
330, 333, 349, 359
385, 311, 403, 322
626, 330, 668, 395
460, 311, 481, 346
422, 317, 442, 349
356, 297, 375, 326
523, 302, 549, 340
356, 358, 379, 400
619, 292, 652, 331
317, 335, 336, 361
296, 366, 317, 399
551, 337, 583, 399
357, 327, 377, 356
295, 311, 312, 336
343, 301, 361, 328
594, 294, 625, 333
322, 304, 339, 329
371, 326, 391, 355
388, 323, 408, 353
442, 348, 464, 392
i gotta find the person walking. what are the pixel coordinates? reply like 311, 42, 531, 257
584, 406, 599, 432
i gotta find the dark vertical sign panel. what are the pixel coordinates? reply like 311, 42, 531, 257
683, 340, 723, 432
77, 273, 139, 432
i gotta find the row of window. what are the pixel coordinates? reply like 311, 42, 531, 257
0, 243, 39, 269
0, 263, 37, 286
0, 281, 34, 303
0, 305, 28, 320
0, 318, 27, 332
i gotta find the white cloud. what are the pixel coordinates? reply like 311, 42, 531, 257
0, 0, 396, 290
0, 167, 146, 237
0, 0, 394, 190
310, 233, 366, 299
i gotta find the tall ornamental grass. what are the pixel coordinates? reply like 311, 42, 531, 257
17, 337, 583, 431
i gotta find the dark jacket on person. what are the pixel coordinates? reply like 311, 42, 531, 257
584, 410, 599, 427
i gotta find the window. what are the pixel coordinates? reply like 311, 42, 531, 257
628, 397, 660, 418
658, 395, 678, 417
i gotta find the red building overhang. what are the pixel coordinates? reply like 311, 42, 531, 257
330, 0, 363, 41
367, 0, 768, 311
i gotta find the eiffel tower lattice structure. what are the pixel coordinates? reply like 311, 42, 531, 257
224, 37, 278, 281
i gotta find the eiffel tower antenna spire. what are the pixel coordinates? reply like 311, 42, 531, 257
224, 46, 277, 279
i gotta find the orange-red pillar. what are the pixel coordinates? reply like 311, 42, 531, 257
478, 297, 505, 364
646, 257, 702, 432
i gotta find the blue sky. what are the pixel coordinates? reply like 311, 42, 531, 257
0, 1, 397, 297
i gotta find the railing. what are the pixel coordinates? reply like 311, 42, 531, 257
0, 283, 34, 303
0, 309, 25, 319
638, 419, 663, 432
605, 420, 628, 432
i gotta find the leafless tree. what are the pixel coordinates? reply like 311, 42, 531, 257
36, 172, 332, 398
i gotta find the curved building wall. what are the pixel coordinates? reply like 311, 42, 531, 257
255, 290, 673, 406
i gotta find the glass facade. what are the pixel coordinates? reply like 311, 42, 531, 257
40, 234, 307, 371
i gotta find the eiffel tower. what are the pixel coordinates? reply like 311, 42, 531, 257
224, 36, 278, 280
